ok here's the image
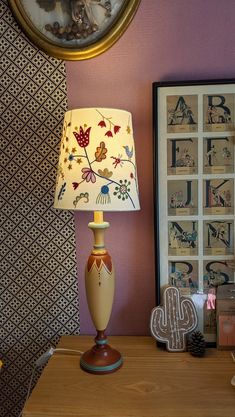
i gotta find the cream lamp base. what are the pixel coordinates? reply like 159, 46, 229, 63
80, 212, 123, 374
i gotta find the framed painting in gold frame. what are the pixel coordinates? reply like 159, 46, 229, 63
9, 0, 141, 60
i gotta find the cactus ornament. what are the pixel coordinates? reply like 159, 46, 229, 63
150, 286, 198, 352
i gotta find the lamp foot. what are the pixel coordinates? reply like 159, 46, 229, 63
80, 332, 123, 374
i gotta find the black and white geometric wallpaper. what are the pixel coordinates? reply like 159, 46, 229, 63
0, 1, 80, 416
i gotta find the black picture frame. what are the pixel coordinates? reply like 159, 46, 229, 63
153, 79, 235, 344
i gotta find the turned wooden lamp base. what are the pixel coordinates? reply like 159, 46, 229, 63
81, 212, 123, 374
80, 331, 123, 374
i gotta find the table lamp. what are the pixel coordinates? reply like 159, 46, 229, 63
54, 108, 140, 374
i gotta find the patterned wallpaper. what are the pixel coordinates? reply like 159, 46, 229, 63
0, 1, 80, 416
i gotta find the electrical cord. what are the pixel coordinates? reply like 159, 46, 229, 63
35, 347, 84, 367
18, 347, 84, 417
20, 367, 37, 417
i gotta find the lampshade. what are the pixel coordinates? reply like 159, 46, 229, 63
54, 108, 140, 211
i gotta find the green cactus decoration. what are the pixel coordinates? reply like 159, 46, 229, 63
150, 286, 198, 352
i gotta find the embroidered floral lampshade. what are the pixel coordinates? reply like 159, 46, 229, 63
54, 108, 140, 212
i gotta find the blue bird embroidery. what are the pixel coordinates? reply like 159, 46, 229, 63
123, 145, 133, 160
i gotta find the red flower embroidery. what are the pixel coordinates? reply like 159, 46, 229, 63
96, 111, 121, 136
111, 155, 123, 168
105, 130, 113, 137
98, 120, 106, 128
114, 125, 121, 134
73, 182, 79, 190
73, 126, 91, 148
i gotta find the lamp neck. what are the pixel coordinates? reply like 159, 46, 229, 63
88, 211, 110, 255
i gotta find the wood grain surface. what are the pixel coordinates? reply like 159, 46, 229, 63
22, 336, 235, 417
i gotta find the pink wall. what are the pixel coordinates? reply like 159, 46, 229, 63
66, 0, 235, 335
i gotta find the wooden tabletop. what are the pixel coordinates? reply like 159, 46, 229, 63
23, 336, 235, 417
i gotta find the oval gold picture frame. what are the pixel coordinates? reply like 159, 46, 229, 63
9, 0, 141, 60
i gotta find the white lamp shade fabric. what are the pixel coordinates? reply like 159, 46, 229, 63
54, 108, 140, 211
